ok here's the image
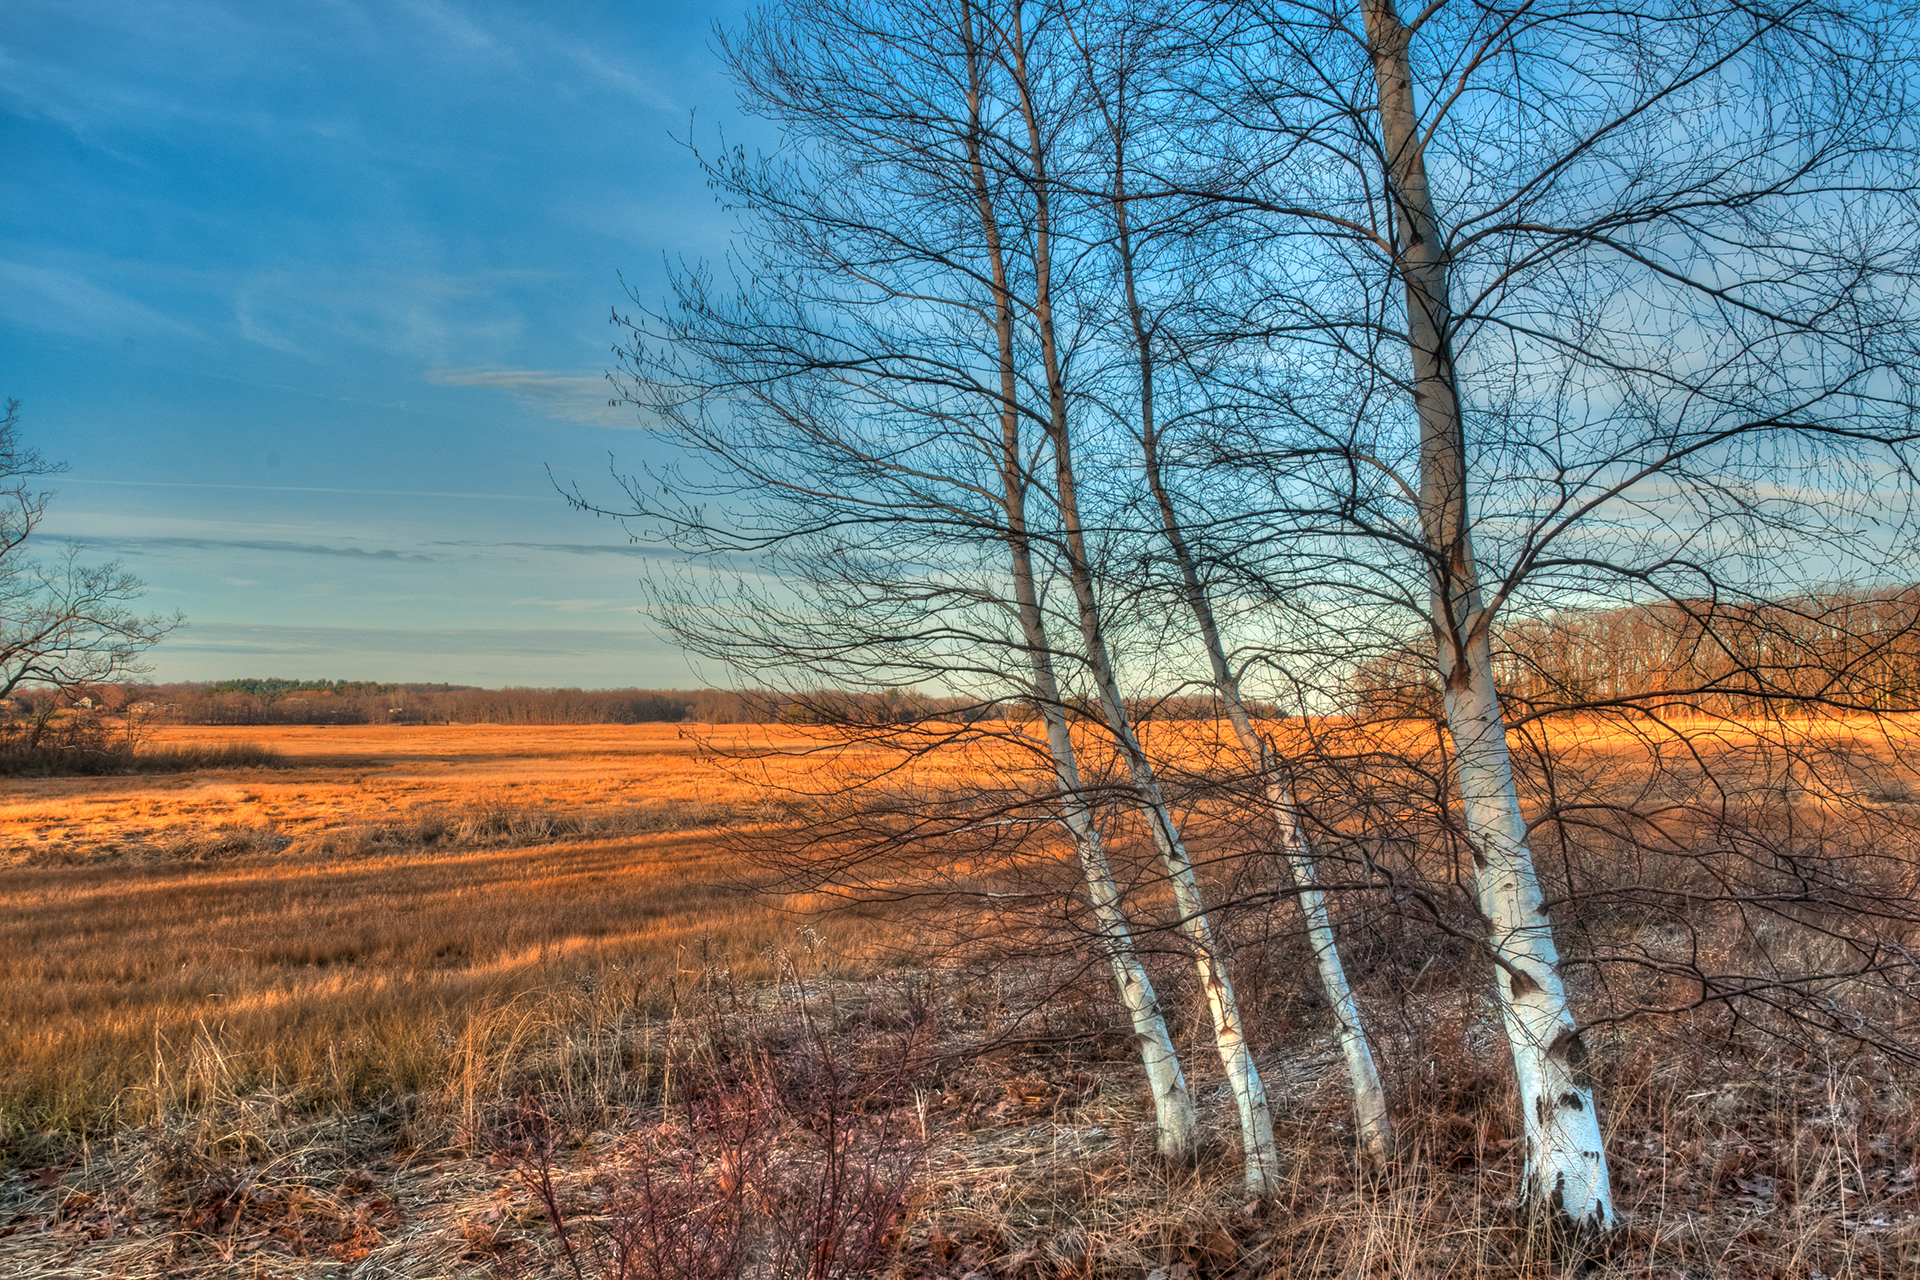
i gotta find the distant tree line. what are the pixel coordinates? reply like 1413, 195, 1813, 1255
17, 678, 1283, 729
1353, 587, 1920, 721
83, 682, 768, 726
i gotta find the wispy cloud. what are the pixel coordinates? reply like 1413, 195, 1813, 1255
42, 530, 702, 567
144, 623, 700, 686
485, 540, 664, 558
399, 0, 507, 60
66, 478, 548, 502
163, 622, 663, 656
0, 260, 209, 341
427, 366, 628, 425
544, 33, 678, 112
41, 535, 439, 563
510, 596, 630, 614
228, 267, 536, 363
42, 526, 694, 565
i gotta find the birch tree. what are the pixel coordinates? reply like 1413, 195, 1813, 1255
959, 0, 1200, 1156
1064, 14, 1395, 1164
597, 0, 1369, 1188
981, 1, 1282, 1188
594, 0, 1223, 1166
1146, 0, 1920, 1229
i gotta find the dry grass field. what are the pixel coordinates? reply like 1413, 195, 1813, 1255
2, 717, 1918, 1278
0, 725, 905, 1135
0, 723, 831, 864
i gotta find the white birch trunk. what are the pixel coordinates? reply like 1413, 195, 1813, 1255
1443, 642, 1612, 1222
959, 3, 1198, 1164
1009, 530, 1198, 1162
1263, 774, 1395, 1165
1040, 698, 1200, 1164
1104, 722, 1280, 1192
1007, 10, 1276, 1189
1105, 129, 1391, 1168
1124, 316, 1392, 1167
1362, 0, 1614, 1227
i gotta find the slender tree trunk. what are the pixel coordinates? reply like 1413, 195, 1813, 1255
1018, 599, 1200, 1166
1078, 667, 1282, 1193
963, 1, 1198, 1163
1097, 102, 1396, 1163
1007, 9, 1277, 1193
1134, 393, 1394, 1167
1361, 0, 1613, 1228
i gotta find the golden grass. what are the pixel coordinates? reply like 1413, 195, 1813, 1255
0, 725, 907, 1135
4, 716, 1919, 1276
0, 827, 903, 1131
0, 723, 850, 864
8, 711, 1917, 1141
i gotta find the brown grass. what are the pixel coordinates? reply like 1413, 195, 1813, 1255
0, 826, 901, 1134
0, 723, 847, 866
9, 958, 1911, 1279
0, 725, 901, 1137
4, 716, 1919, 1278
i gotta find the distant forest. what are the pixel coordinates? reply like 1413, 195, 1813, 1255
26, 588, 1920, 728
45, 680, 1244, 728
48, 681, 1003, 727
1355, 587, 1920, 719
82, 682, 772, 726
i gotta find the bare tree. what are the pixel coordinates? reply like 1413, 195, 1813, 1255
593, 0, 1482, 1192
1065, 14, 1396, 1163
0, 400, 179, 703
983, 0, 1284, 1188
592, 0, 1223, 1166
586, 0, 1920, 1222
1119, 0, 1920, 1228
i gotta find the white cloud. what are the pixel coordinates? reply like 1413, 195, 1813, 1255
426, 366, 629, 425
143, 622, 699, 686
510, 596, 627, 614
397, 0, 506, 59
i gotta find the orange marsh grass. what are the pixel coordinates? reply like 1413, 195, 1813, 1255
8, 714, 1917, 1139
0, 824, 898, 1136
0, 723, 937, 1138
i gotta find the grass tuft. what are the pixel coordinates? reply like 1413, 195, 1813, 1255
0, 734, 289, 776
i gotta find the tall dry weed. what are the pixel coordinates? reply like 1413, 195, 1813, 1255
499, 960, 926, 1280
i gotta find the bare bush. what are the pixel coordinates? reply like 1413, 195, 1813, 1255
0, 716, 287, 776
282, 797, 775, 859
502, 978, 923, 1280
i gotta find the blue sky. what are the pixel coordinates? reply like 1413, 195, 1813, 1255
3, 0, 751, 686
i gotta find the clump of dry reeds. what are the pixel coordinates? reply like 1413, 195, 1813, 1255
284, 796, 784, 858
497, 966, 927, 1280
130, 741, 290, 773
0, 716, 288, 776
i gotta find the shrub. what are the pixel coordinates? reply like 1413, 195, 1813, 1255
502, 988, 922, 1280
0, 715, 287, 775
